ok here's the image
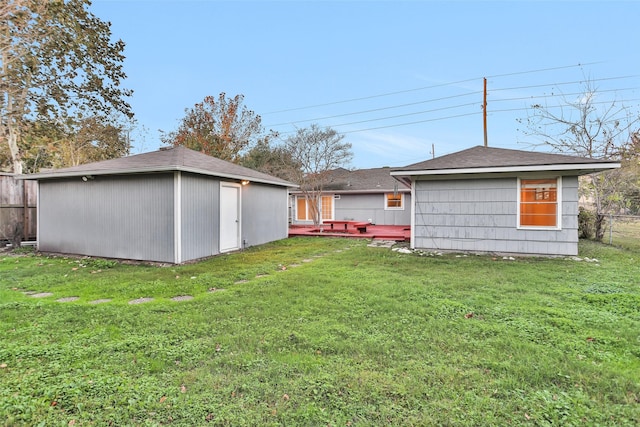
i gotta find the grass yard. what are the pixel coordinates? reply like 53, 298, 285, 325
1, 238, 639, 426
610, 218, 640, 253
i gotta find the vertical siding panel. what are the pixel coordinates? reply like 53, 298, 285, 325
242, 183, 288, 247
39, 174, 174, 262
180, 173, 219, 262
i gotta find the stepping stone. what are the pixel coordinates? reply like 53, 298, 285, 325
88, 299, 112, 304
302, 259, 313, 263
208, 288, 224, 293
30, 292, 53, 298
234, 280, 248, 284
170, 295, 194, 302
128, 297, 153, 305
57, 297, 79, 303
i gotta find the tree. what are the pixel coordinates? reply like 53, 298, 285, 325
239, 138, 300, 181
161, 93, 272, 163
618, 131, 640, 214
19, 116, 131, 172
1, 0, 133, 174
518, 80, 640, 240
282, 124, 353, 226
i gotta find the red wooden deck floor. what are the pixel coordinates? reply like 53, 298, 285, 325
288, 224, 410, 241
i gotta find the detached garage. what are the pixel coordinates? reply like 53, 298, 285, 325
22, 146, 296, 263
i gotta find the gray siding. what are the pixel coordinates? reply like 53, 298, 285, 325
39, 174, 175, 262
180, 173, 219, 262
242, 184, 288, 247
334, 193, 411, 225
413, 176, 579, 256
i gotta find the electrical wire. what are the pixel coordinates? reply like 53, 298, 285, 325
264, 62, 601, 115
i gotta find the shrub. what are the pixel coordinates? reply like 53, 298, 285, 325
578, 207, 595, 239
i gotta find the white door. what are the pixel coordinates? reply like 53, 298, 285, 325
220, 182, 241, 252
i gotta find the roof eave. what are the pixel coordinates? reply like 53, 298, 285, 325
19, 166, 298, 188
390, 162, 621, 178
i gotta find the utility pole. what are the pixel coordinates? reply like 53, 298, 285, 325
483, 77, 488, 147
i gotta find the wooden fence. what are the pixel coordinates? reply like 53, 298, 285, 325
0, 174, 37, 243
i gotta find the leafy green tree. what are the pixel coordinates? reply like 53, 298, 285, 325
1, 0, 133, 174
239, 138, 300, 181
282, 124, 352, 226
161, 93, 273, 163
17, 116, 131, 173
519, 81, 640, 240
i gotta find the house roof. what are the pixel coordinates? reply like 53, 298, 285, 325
20, 146, 297, 187
390, 145, 620, 182
293, 166, 410, 194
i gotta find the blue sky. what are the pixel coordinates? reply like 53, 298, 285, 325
93, 0, 640, 169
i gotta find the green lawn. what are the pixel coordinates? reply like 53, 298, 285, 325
1, 238, 639, 426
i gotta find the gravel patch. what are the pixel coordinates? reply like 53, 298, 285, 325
170, 295, 194, 302
128, 297, 154, 305
88, 299, 112, 304
30, 292, 53, 298
56, 297, 79, 303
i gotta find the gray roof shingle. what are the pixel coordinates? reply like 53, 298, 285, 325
293, 167, 410, 193
22, 146, 296, 187
392, 145, 619, 174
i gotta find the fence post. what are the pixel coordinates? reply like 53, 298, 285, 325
609, 214, 613, 245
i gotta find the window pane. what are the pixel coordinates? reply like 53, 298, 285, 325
296, 197, 308, 221
386, 193, 402, 208
520, 179, 558, 227
321, 196, 333, 220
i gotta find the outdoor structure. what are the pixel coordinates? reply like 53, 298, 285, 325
21, 146, 296, 263
390, 146, 620, 256
290, 167, 411, 226
0, 173, 37, 243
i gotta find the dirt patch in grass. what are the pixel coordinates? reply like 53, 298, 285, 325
88, 299, 112, 304
30, 292, 53, 298
128, 297, 154, 305
56, 297, 79, 303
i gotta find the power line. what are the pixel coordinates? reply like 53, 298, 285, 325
264, 62, 599, 115
490, 87, 640, 104
490, 75, 639, 93
265, 91, 482, 128
488, 97, 640, 114
266, 75, 637, 132
329, 102, 480, 129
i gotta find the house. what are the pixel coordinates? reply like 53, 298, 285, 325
21, 146, 296, 263
290, 167, 411, 226
390, 146, 620, 256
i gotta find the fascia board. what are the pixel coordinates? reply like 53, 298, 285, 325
289, 188, 410, 195
390, 162, 620, 177
19, 165, 298, 188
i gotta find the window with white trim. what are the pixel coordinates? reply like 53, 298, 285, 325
518, 178, 561, 228
295, 195, 333, 221
385, 193, 404, 210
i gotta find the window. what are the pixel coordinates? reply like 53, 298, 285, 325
320, 196, 333, 220
295, 195, 333, 221
296, 197, 309, 221
385, 193, 404, 210
519, 178, 559, 227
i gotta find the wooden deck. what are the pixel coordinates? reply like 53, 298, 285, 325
289, 224, 411, 242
